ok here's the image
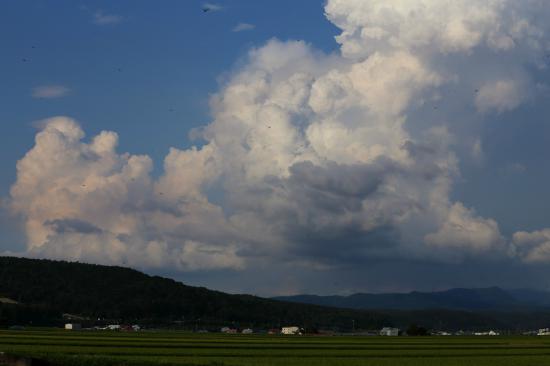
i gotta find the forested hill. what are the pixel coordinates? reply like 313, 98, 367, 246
0, 256, 390, 329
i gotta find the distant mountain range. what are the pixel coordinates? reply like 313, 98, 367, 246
273, 287, 550, 311
3, 256, 550, 331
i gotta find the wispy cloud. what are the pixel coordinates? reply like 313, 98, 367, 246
233, 23, 255, 32
93, 10, 123, 25
202, 3, 223, 12
31, 85, 71, 99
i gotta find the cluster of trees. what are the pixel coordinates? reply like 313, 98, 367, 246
0, 303, 61, 327
406, 324, 429, 336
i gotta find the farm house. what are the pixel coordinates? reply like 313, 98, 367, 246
380, 327, 399, 336
281, 326, 302, 335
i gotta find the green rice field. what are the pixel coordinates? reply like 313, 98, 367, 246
1, 329, 550, 366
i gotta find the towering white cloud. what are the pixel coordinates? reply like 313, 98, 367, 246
8, 1, 550, 281
325, 0, 549, 57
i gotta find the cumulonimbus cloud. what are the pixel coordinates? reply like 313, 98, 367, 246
8, 0, 550, 276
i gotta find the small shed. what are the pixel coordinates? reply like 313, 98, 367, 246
64, 323, 82, 330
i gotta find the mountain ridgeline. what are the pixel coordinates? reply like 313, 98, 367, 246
2, 256, 550, 331
273, 287, 550, 311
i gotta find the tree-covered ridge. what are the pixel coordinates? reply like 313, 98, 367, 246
0, 256, 389, 329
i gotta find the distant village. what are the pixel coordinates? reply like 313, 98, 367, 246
59, 323, 550, 337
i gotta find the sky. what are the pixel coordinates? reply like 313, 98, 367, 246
2, 0, 550, 296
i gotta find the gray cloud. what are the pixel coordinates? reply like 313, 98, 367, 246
45, 219, 102, 235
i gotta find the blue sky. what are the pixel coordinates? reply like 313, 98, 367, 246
0, 0, 338, 192
2, 0, 550, 295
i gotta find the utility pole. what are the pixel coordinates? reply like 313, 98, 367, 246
195, 318, 201, 332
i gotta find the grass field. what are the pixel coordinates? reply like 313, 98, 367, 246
1, 329, 550, 366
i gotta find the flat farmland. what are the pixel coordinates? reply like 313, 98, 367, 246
1, 330, 550, 366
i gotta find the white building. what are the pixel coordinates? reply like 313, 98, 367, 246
242, 328, 253, 334
64, 323, 81, 330
281, 326, 302, 335
106, 324, 121, 330
538, 328, 550, 336
380, 327, 399, 336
